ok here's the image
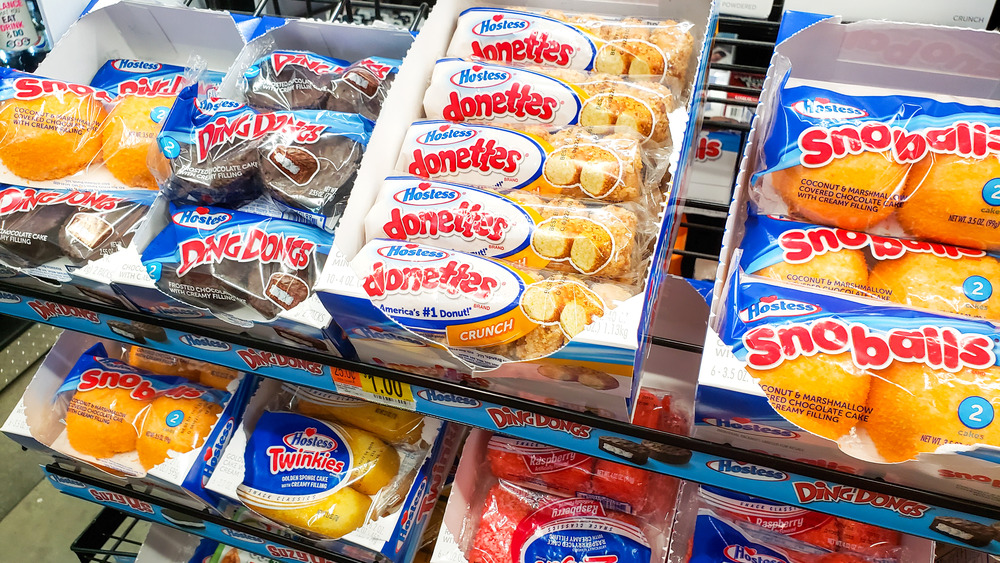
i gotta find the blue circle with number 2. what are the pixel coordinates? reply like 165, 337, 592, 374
159, 136, 181, 159
166, 410, 185, 428
984, 178, 1000, 206
958, 396, 993, 430
963, 276, 992, 302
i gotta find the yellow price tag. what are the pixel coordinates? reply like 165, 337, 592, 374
359, 374, 415, 405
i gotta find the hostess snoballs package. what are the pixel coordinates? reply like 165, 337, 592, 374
141, 203, 335, 322
364, 176, 655, 283
125, 345, 242, 391
154, 85, 372, 223
423, 58, 676, 145
447, 8, 695, 85
718, 270, 1000, 463
697, 486, 905, 560
739, 213, 1000, 321
89, 58, 225, 190
395, 121, 666, 206
240, 49, 400, 120
687, 506, 890, 563
0, 186, 155, 279
0, 68, 113, 184
47, 342, 236, 476
206, 379, 452, 555
352, 238, 639, 368
750, 78, 1000, 250
430, 430, 678, 563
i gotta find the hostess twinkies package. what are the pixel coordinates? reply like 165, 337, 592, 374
141, 203, 335, 323
396, 121, 666, 206
747, 77, 1000, 250
0, 186, 155, 282
18, 332, 254, 509
206, 379, 461, 563
696, 486, 909, 560
350, 238, 638, 368
429, 429, 679, 563
423, 58, 677, 145
739, 213, 1000, 321
364, 176, 655, 283
708, 270, 1000, 465
154, 86, 373, 226
237, 49, 401, 121
447, 8, 695, 86
89, 58, 226, 190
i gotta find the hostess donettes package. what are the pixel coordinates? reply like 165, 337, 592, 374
749, 78, 1000, 250
205, 379, 459, 563
714, 269, 1000, 464
429, 429, 679, 563
738, 213, 1000, 321
351, 238, 638, 369
423, 58, 676, 145
141, 203, 335, 323
447, 8, 695, 86
396, 121, 666, 206
365, 176, 655, 283
154, 85, 372, 227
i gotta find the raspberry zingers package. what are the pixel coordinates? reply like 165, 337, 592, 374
396, 121, 664, 205
141, 203, 334, 322
430, 430, 678, 563
423, 58, 675, 145
447, 8, 694, 84
364, 176, 653, 283
750, 79, 1000, 250
739, 213, 1000, 320
352, 238, 638, 368
715, 271, 1000, 463
155, 86, 372, 224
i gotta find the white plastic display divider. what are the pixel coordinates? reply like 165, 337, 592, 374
3, 281, 1000, 550
43, 463, 374, 563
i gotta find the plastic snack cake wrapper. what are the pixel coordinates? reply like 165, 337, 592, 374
428, 429, 679, 563
205, 379, 461, 563
17, 331, 255, 510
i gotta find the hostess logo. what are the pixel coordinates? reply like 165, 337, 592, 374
417, 125, 476, 146
701, 418, 799, 439
151, 305, 204, 319
417, 389, 481, 408
111, 60, 162, 73
724, 545, 787, 563
283, 428, 337, 452
48, 475, 86, 489
473, 14, 530, 36
791, 97, 867, 120
706, 459, 789, 481
377, 244, 448, 262
221, 528, 265, 544
0, 291, 20, 304
202, 417, 235, 482
351, 326, 427, 346
393, 183, 461, 205
738, 297, 819, 323
180, 334, 232, 351
196, 97, 244, 114
172, 207, 232, 230
450, 66, 511, 88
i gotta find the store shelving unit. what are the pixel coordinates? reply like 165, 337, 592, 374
9, 2, 1000, 560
